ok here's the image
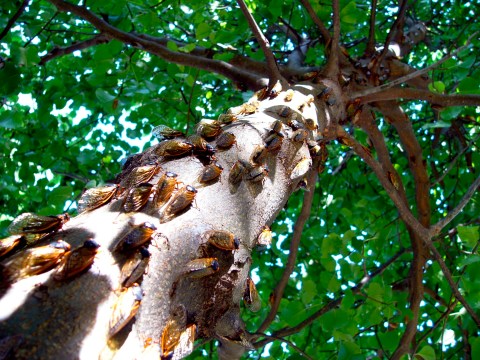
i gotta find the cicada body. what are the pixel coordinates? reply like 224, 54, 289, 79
284, 89, 295, 102
155, 139, 194, 157
170, 324, 196, 360
216, 132, 236, 150
161, 305, 187, 359
185, 258, 219, 278
8, 212, 70, 235
387, 171, 400, 190
114, 222, 157, 252
108, 284, 143, 337
54, 240, 100, 281
0, 235, 23, 257
270, 120, 284, 135
123, 183, 154, 212
204, 230, 240, 251
119, 247, 151, 288
78, 184, 118, 213
196, 120, 222, 139
257, 225, 272, 248
249, 145, 267, 165
228, 101, 259, 116
228, 161, 246, 185
290, 157, 312, 180
2, 240, 70, 283
244, 277, 261, 312
187, 134, 215, 155
154, 172, 178, 208
121, 164, 161, 191
246, 165, 269, 183
161, 185, 197, 222
198, 162, 223, 185
292, 129, 308, 143
304, 118, 318, 131
152, 125, 185, 141
264, 132, 283, 152
217, 113, 237, 125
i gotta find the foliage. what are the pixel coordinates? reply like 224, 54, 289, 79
0, 0, 479, 358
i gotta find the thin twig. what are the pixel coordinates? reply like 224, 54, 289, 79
352, 31, 479, 100
256, 159, 319, 334
325, 0, 340, 78
0, 0, 30, 41
256, 334, 314, 360
430, 175, 480, 236
366, 0, 378, 55
24, 12, 58, 47
299, 0, 331, 43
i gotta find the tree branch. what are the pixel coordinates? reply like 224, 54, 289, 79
0, 0, 30, 41
39, 33, 110, 65
256, 160, 319, 333
236, 0, 285, 88
376, 0, 408, 66
324, 0, 340, 79
46, 0, 265, 90
299, 0, 331, 43
366, 0, 378, 55
430, 174, 480, 236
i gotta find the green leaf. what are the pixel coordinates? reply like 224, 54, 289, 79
95, 89, 116, 103
196, 23, 211, 40
458, 226, 479, 249
415, 345, 436, 360
48, 186, 73, 211
0, 62, 21, 96
428, 81, 445, 93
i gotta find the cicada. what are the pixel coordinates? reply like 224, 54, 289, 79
290, 157, 312, 180
203, 230, 240, 251
114, 222, 157, 252
78, 184, 118, 214
216, 132, 236, 150
307, 141, 321, 157
161, 185, 197, 222
152, 125, 185, 141
264, 132, 283, 152
195, 120, 222, 139
161, 306, 187, 359
170, 324, 196, 360
227, 101, 259, 116
217, 113, 237, 125
228, 161, 246, 185
123, 183, 154, 212
291, 129, 308, 143
0, 235, 23, 257
198, 162, 223, 185
278, 106, 292, 118
250, 145, 267, 165
8, 212, 70, 235
270, 120, 284, 135
119, 247, 151, 288
337, 135, 354, 147
187, 134, 215, 155
246, 165, 269, 183
120, 164, 161, 190
1, 240, 70, 283
304, 118, 318, 131
153, 172, 178, 208
108, 283, 143, 337
387, 171, 400, 190
244, 277, 261, 312
185, 258, 219, 278
54, 240, 100, 281
154, 139, 194, 157
257, 225, 272, 248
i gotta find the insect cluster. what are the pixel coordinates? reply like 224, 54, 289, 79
0, 84, 326, 359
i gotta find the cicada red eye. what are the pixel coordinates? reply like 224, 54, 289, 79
161, 186, 197, 223
109, 283, 143, 337
257, 225, 272, 248
290, 157, 312, 180
197, 162, 223, 185
78, 184, 119, 213
119, 247, 151, 288
8, 212, 69, 235
154, 172, 178, 208
0, 235, 23, 257
185, 258, 219, 278
228, 161, 246, 186
152, 125, 185, 141
203, 230, 240, 251
54, 240, 100, 281
123, 183, 154, 212
216, 132, 236, 150
121, 164, 161, 191
244, 277, 261, 312
114, 222, 157, 252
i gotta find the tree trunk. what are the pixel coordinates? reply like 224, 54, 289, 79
0, 83, 325, 359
